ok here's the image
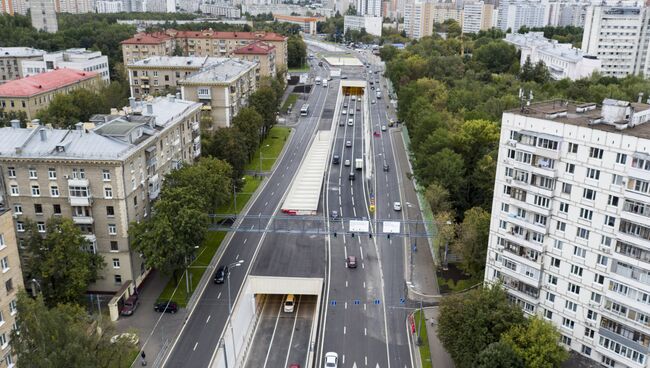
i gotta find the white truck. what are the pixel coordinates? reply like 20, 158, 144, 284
315, 76, 321, 85
330, 68, 341, 79
355, 158, 363, 170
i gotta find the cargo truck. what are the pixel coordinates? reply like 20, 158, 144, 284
355, 158, 363, 170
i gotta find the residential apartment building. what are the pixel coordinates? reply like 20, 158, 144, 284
30, 0, 58, 33
126, 56, 227, 99
179, 59, 258, 130
356, 0, 381, 16
582, 5, 650, 78
0, 96, 202, 293
0, 210, 24, 368
1, 0, 28, 14
0, 68, 101, 120
233, 41, 276, 78
199, 2, 241, 17
242, 3, 334, 17
95, 0, 123, 12
505, 32, 600, 80
546, 1, 588, 27
343, 15, 383, 36
120, 32, 175, 65
56, 0, 94, 13
462, 1, 496, 34
0, 47, 47, 84
485, 98, 650, 368
21, 48, 110, 82
273, 15, 322, 35
497, 0, 546, 31
403, 0, 461, 39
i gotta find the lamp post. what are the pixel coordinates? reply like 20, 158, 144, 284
259, 144, 270, 176
185, 245, 200, 298
443, 220, 452, 270
31, 278, 41, 297
225, 260, 245, 367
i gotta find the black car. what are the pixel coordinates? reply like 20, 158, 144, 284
214, 265, 228, 284
154, 300, 178, 313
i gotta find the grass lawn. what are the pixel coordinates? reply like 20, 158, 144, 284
280, 93, 299, 114
244, 126, 291, 172
215, 175, 262, 215
157, 232, 226, 307
288, 64, 310, 72
414, 310, 432, 368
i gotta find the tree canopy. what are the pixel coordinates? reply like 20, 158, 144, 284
287, 35, 307, 68
501, 317, 569, 368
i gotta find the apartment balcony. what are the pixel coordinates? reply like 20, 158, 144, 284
191, 121, 200, 131
598, 327, 650, 357
72, 215, 94, 225
68, 177, 89, 187
83, 234, 96, 247
193, 147, 201, 158
69, 196, 92, 207
148, 174, 160, 200
198, 92, 211, 101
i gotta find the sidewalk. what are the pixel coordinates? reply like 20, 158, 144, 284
115, 270, 186, 367
423, 307, 455, 368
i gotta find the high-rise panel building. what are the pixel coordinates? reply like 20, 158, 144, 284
56, 0, 94, 13
403, 0, 460, 39
356, 0, 381, 17
30, 0, 58, 33
497, 0, 546, 31
462, 1, 496, 34
485, 98, 650, 368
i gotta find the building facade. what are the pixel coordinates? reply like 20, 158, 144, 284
57, 0, 94, 13
179, 59, 258, 130
0, 48, 47, 84
581, 5, 650, 78
199, 2, 241, 17
0, 68, 101, 120
343, 15, 383, 36
30, 0, 58, 33
0, 210, 24, 368
497, 0, 546, 31
126, 56, 227, 99
120, 32, 175, 65
233, 41, 276, 78
485, 98, 650, 368
403, 0, 461, 39
273, 15, 322, 35
462, 1, 495, 34
505, 32, 601, 80
0, 96, 202, 293
96, 0, 123, 12
21, 48, 110, 82
356, 0, 381, 16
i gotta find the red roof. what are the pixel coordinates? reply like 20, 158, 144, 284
234, 41, 276, 55
170, 29, 286, 42
273, 14, 322, 22
121, 32, 173, 45
0, 68, 98, 97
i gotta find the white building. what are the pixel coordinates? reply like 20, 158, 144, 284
545, 1, 588, 27
344, 15, 383, 36
356, 0, 381, 17
581, 5, 650, 79
462, 1, 496, 34
96, 0, 123, 12
486, 98, 650, 368
199, 2, 240, 17
57, 0, 94, 13
497, 0, 546, 31
21, 48, 110, 82
505, 32, 600, 80
143, 0, 176, 12
30, 0, 58, 33
403, 0, 461, 39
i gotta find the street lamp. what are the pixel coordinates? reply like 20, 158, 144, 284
227, 260, 245, 313
185, 245, 201, 298
259, 144, 270, 175
223, 259, 245, 368
31, 278, 41, 297
443, 220, 452, 270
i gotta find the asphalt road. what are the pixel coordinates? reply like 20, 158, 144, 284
163, 56, 333, 368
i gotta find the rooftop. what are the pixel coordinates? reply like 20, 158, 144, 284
273, 14, 323, 22
128, 56, 228, 68
505, 32, 595, 63
0, 96, 201, 161
179, 58, 257, 85
0, 47, 46, 58
508, 98, 650, 139
0, 68, 99, 97
121, 32, 173, 45
234, 41, 275, 55
167, 29, 287, 42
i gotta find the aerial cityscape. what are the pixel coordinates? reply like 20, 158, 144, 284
0, 0, 649, 367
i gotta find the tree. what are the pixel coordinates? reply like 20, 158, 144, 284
203, 127, 249, 180
249, 86, 279, 133
287, 34, 307, 68
434, 211, 457, 265
473, 41, 517, 74
232, 107, 264, 159
12, 292, 135, 368
532, 60, 551, 84
23, 218, 105, 307
520, 55, 535, 82
476, 342, 525, 368
424, 182, 451, 214
437, 285, 526, 368
164, 157, 233, 212
453, 207, 490, 277
501, 317, 569, 368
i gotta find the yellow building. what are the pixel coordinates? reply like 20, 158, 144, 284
0, 209, 24, 368
0, 68, 101, 120
120, 32, 175, 65
233, 41, 276, 78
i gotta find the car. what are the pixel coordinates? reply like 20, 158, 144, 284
346, 256, 357, 268
325, 352, 339, 368
345, 140, 352, 147
120, 294, 139, 316
369, 81, 374, 85
383, 162, 390, 172
349, 172, 355, 180
289, 364, 301, 368
341, 109, 347, 115
110, 332, 139, 345
330, 210, 339, 220
344, 159, 351, 166
348, 119, 353, 126
214, 265, 228, 284
372, 100, 376, 104
343, 103, 348, 108
356, 106, 360, 111
284, 294, 295, 313
333, 155, 340, 164
154, 300, 178, 313
357, 97, 361, 102
339, 120, 344, 126
349, 110, 354, 116
393, 202, 402, 211
381, 125, 387, 131
341, 76, 348, 79
371, 86, 375, 90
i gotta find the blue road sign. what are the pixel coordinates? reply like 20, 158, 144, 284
374, 299, 381, 305
354, 299, 360, 305
400, 298, 405, 304
331, 300, 337, 306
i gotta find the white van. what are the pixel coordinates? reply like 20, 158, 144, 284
323, 79, 328, 87
284, 294, 295, 313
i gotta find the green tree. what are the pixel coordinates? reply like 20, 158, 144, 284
473, 41, 517, 74
287, 34, 307, 68
453, 207, 490, 277
415, 148, 466, 209
37, 88, 107, 128
437, 285, 526, 368
12, 292, 135, 368
424, 182, 451, 214
164, 157, 233, 212
519, 55, 535, 82
232, 107, 264, 159
249, 86, 279, 133
204, 127, 249, 180
476, 342, 525, 368
532, 60, 551, 84
23, 218, 105, 307
501, 317, 569, 368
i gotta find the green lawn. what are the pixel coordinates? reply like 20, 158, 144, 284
157, 232, 226, 307
437, 276, 481, 293
414, 310, 432, 368
288, 64, 310, 72
215, 175, 262, 215
281, 93, 299, 114
244, 126, 291, 172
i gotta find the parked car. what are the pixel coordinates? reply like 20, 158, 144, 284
214, 265, 228, 284
120, 294, 139, 316
346, 256, 357, 268
154, 300, 178, 313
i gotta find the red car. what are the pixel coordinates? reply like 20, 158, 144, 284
120, 295, 139, 316
289, 365, 301, 368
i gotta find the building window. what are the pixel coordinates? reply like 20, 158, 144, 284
37, 222, 46, 233
7, 167, 15, 178
0, 257, 8, 272
8, 300, 16, 315
576, 227, 590, 240
561, 182, 572, 194
110, 241, 118, 251
112, 258, 120, 268
570, 264, 583, 277
608, 195, 619, 207
114, 274, 122, 285
28, 167, 37, 179
543, 309, 553, 320
562, 317, 575, 330
48, 168, 56, 179
565, 300, 577, 312
556, 221, 566, 232
581, 345, 591, 356
5, 279, 13, 294
594, 273, 605, 285
102, 169, 111, 181
34, 204, 43, 215
579, 208, 593, 220
550, 257, 561, 268
50, 186, 59, 197
13, 204, 22, 215
565, 163, 575, 173
616, 152, 627, 164
106, 206, 115, 217
573, 245, 587, 258
567, 282, 580, 295
582, 188, 596, 200
546, 292, 555, 302
586, 309, 598, 321
604, 215, 616, 227
559, 202, 569, 213
9, 185, 19, 196
586, 168, 600, 180
589, 147, 603, 159
0, 333, 6, 349
108, 224, 117, 235
547, 274, 558, 285
612, 174, 624, 185
53, 204, 61, 215
16, 222, 24, 232
104, 187, 113, 199
568, 143, 578, 153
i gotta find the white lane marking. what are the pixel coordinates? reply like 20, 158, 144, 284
206, 315, 211, 324
282, 295, 302, 368
365, 356, 368, 365
217, 292, 221, 299
346, 280, 348, 287
362, 262, 365, 269
193, 342, 198, 351
243, 238, 248, 244
271, 192, 274, 196
250, 225, 254, 230
364, 304, 367, 311
277, 183, 280, 186
344, 244, 348, 259
365, 328, 367, 336
345, 302, 348, 309
353, 207, 357, 217
357, 236, 361, 244
264, 201, 268, 206
363, 281, 366, 288
343, 355, 346, 365
262, 298, 285, 368
360, 246, 364, 260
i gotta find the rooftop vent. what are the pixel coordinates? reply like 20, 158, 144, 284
10, 120, 20, 129
576, 103, 597, 113
39, 128, 47, 141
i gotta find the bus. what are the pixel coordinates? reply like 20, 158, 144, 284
300, 104, 309, 116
